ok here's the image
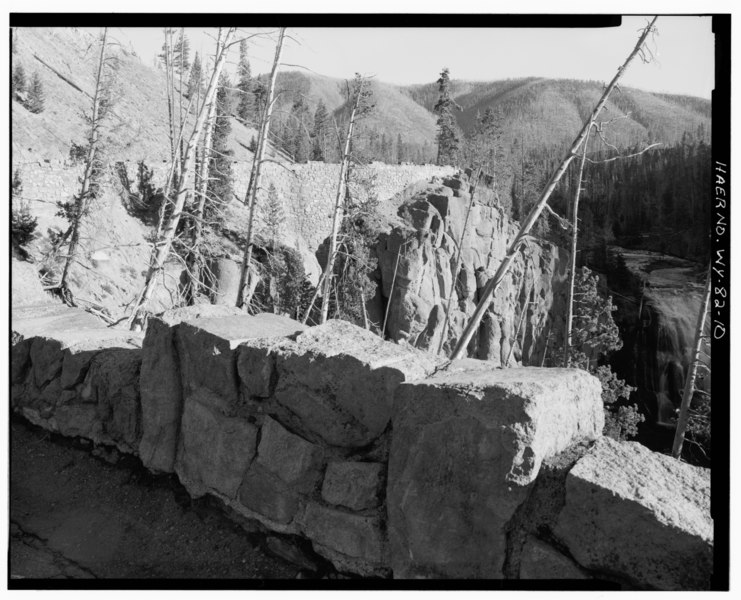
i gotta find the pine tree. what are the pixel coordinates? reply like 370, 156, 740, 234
433, 67, 461, 166
285, 97, 311, 163
396, 133, 404, 163
186, 51, 203, 102
236, 39, 255, 125
207, 71, 234, 215
12, 63, 26, 99
26, 71, 45, 113
173, 30, 191, 75
311, 99, 329, 161
263, 183, 284, 246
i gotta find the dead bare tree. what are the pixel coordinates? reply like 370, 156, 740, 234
183, 43, 222, 304
671, 268, 711, 459
317, 74, 374, 324
58, 27, 113, 304
449, 16, 659, 361
128, 27, 236, 327
563, 125, 593, 367
563, 120, 661, 366
236, 27, 286, 309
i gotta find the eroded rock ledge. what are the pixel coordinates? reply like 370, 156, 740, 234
11, 305, 713, 587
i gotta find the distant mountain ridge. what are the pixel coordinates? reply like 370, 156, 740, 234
12, 27, 710, 167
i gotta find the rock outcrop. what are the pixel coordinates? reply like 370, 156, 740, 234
374, 171, 569, 363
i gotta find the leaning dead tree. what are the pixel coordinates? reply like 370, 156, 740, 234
59, 27, 113, 304
671, 268, 712, 459
128, 27, 236, 326
449, 16, 659, 360
236, 27, 286, 309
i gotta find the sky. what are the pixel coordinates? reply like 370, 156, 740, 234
114, 16, 715, 99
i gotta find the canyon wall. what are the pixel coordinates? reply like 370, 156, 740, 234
363, 170, 568, 363
11, 304, 713, 588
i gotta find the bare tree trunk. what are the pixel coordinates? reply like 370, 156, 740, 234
300, 270, 326, 325
59, 27, 108, 300
671, 268, 712, 459
449, 17, 658, 361
382, 241, 406, 338
129, 28, 235, 324
236, 27, 286, 309
184, 86, 218, 304
563, 125, 593, 367
319, 79, 365, 324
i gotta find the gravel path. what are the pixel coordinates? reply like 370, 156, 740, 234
9, 418, 308, 582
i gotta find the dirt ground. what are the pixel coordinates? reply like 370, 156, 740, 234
8, 418, 312, 582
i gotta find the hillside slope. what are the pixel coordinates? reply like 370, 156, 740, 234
12, 27, 260, 164
406, 77, 710, 149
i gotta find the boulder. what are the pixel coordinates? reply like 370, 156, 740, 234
138, 316, 184, 473
299, 502, 386, 576
88, 348, 142, 452
553, 436, 713, 590
271, 320, 438, 447
206, 257, 242, 305
237, 465, 301, 528
387, 361, 603, 578
254, 417, 323, 494
11, 258, 57, 308
175, 398, 258, 499
322, 461, 384, 511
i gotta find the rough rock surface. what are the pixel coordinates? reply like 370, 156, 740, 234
265, 320, 438, 448
175, 399, 258, 499
87, 348, 142, 452
138, 307, 302, 472
322, 461, 384, 511
254, 417, 324, 494
388, 360, 603, 578
553, 436, 713, 590
299, 502, 387, 577
177, 313, 307, 413
518, 536, 590, 580
11, 258, 59, 308
232, 416, 324, 532
374, 172, 569, 363
11, 305, 142, 445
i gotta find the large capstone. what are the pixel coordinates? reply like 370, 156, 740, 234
553, 436, 713, 590
269, 319, 438, 448
387, 361, 603, 578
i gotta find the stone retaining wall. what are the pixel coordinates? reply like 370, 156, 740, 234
10, 305, 713, 587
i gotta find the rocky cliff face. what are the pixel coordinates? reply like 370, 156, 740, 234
372, 171, 569, 363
